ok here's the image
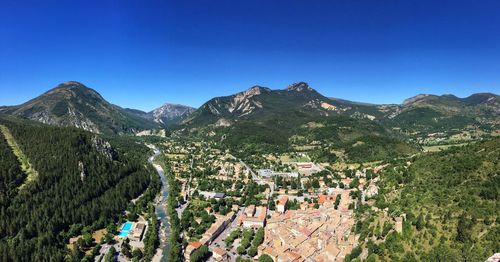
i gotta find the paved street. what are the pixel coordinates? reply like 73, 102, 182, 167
208, 208, 243, 262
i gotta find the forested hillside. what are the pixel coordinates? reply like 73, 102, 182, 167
355, 138, 499, 261
191, 114, 417, 163
0, 115, 156, 261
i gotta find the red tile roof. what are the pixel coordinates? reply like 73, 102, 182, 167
189, 241, 202, 249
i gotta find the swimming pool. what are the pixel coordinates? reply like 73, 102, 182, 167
118, 222, 133, 237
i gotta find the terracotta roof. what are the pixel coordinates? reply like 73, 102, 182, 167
286, 251, 302, 261
278, 196, 289, 205
318, 195, 335, 204
212, 247, 226, 256
189, 241, 202, 249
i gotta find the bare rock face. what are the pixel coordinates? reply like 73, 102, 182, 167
286, 82, 314, 92
227, 86, 270, 115
91, 136, 117, 160
215, 118, 232, 127
78, 161, 86, 182
149, 103, 195, 124
402, 94, 431, 106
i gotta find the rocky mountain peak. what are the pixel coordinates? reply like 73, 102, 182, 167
286, 82, 313, 92
58, 81, 86, 87
402, 94, 431, 105
150, 103, 195, 124
240, 85, 271, 97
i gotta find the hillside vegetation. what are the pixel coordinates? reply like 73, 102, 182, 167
196, 115, 418, 163
0, 115, 156, 260
356, 138, 499, 261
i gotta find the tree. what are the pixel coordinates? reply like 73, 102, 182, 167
103, 233, 114, 244
416, 213, 424, 231
122, 238, 132, 258
334, 194, 341, 209
248, 246, 258, 257
70, 243, 85, 262
252, 228, 264, 247
456, 213, 471, 243
190, 245, 209, 262
132, 248, 143, 260
237, 245, 247, 255
258, 254, 274, 262
104, 246, 116, 262
345, 245, 362, 261
312, 179, 320, 189
82, 232, 94, 247
268, 199, 276, 210
365, 253, 379, 262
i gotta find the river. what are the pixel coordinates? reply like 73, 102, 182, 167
149, 148, 170, 262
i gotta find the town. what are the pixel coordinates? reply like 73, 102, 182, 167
151, 138, 398, 262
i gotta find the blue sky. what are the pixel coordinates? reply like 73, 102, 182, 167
1, 0, 499, 111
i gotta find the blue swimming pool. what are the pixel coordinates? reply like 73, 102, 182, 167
118, 231, 129, 237
122, 222, 133, 231
118, 222, 133, 237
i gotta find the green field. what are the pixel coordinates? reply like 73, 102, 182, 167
422, 143, 468, 152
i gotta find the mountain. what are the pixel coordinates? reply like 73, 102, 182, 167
177, 82, 417, 161
182, 82, 355, 127
384, 93, 499, 132
0, 81, 158, 134
149, 103, 195, 125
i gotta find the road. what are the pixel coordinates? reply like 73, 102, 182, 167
228, 153, 275, 198
208, 208, 243, 262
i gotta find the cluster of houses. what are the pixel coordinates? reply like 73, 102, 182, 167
257, 162, 323, 179
238, 205, 268, 228
260, 203, 357, 261
258, 169, 299, 178
185, 211, 236, 261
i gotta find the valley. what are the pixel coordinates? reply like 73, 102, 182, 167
2, 1, 500, 261
0, 82, 498, 262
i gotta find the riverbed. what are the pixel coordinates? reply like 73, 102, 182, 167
149, 148, 170, 262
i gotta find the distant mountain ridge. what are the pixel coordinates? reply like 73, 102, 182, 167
0, 81, 497, 136
402, 92, 499, 107
388, 92, 499, 132
149, 103, 195, 125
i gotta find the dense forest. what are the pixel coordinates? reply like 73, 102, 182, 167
355, 138, 499, 261
0, 116, 156, 261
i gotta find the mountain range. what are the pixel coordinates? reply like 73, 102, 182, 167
179, 82, 499, 133
0, 82, 193, 134
0, 81, 498, 137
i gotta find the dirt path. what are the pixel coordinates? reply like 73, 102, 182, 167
0, 124, 38, 188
